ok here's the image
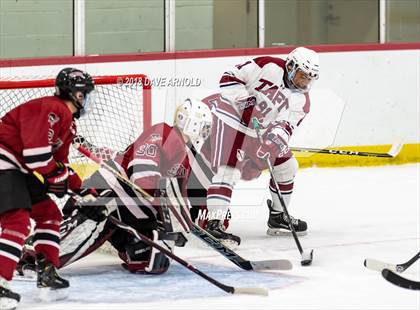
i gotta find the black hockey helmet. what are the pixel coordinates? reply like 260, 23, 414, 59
55, 67, 95, 118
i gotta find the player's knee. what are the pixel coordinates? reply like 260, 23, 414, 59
212, 165, 241, 187
0, 209, 31, 238
273, 157, 299, 182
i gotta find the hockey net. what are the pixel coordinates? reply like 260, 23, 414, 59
0, 74, 151, 255
0, 73, 151, 198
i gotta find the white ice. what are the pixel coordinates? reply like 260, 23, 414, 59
12, 164, 420, 310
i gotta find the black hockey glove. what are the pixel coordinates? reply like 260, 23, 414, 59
43, 162, 69, 198
77, 188, 114, 222
122, 230, 171, 274
78, 204, 109, 222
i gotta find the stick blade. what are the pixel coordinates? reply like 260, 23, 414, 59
364, 258, 397, 272
382, 269, 420, 290
233, 287, 269, 296
301, 249, 314, 266
387, 142, 403, 158
250, 259, 293, 271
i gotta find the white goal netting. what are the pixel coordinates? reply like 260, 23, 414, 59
0, 74, 151, 200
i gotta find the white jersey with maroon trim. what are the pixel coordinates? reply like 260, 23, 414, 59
214, 56, 310, 142
0, 96, 76, 175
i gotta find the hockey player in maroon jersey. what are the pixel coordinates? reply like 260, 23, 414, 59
0, 67, 95, 309
17, 98, 214, 277
201, 47, 320, 243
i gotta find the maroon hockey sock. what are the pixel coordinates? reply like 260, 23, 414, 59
30, 199, 62, 267
0, 209, 30, 280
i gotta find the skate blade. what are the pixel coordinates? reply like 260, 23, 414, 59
37, 287, 68, 302
266, 228, 307, 237
0, 298, 19, 310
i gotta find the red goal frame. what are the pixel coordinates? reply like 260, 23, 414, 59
0, 74, 152, 129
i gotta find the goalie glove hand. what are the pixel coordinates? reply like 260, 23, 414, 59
120, 230, 172, 274
76, 188, 112, 222
74, 187, 98, 202
78, 204, 109, 222
44, 162, 69, 198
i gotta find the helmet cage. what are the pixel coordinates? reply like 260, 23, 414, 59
55, 68, 95, 118
286, 47, 319, 93
175, 99, 212, 151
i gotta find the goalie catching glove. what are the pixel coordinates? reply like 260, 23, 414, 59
75, 188, 114, 222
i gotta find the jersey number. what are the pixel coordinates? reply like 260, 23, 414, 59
138, 144, 157, 157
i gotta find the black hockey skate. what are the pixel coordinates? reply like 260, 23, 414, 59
0, 279, 20, 310
266, 200, 308, 236
206, 220, 241, 248
36, 254, 69, 301
15, 251, 36, 280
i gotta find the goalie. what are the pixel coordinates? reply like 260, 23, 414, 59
17, 98, 214, 276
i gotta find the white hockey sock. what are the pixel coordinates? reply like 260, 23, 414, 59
206, 183, 232, 221
269, 178, 293, 212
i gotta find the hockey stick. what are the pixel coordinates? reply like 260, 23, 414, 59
166, 179, 293, 271
382, 269, 420, 290
253, 118, 313, 266
75, 139, 291, 271
190, 223, 292, 271
73, 143, 154, 202
164, 179, 292, 271
107, 215, 268, 296
290, 142, 402, 158
364, 251, 420, 273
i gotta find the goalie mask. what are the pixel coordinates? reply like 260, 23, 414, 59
285, 47, 320, 93
175, 98, 212, 152
55, 67, 96, 119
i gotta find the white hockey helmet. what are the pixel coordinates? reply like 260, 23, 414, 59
175, 98, 212, 151
286, 47, 320, 93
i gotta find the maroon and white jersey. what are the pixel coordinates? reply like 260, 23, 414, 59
115, 123, 191, 196
0, 96, 76, 175
213, 56, 310, 142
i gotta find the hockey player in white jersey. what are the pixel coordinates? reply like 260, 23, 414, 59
201, 47, 320, 242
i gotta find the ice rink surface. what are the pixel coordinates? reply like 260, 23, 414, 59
12, 164, 420, 310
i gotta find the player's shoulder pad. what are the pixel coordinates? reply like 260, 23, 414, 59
253, 56, 286, 70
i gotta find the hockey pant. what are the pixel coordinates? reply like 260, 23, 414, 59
0, 171, 61, 281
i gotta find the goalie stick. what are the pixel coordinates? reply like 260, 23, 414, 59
253, 118, 313, 266
74, 140, 292, 271
107, 215, 269, 296
290, 142, 402, 158
382, 269, 420, 291
364, 251, 420, 273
